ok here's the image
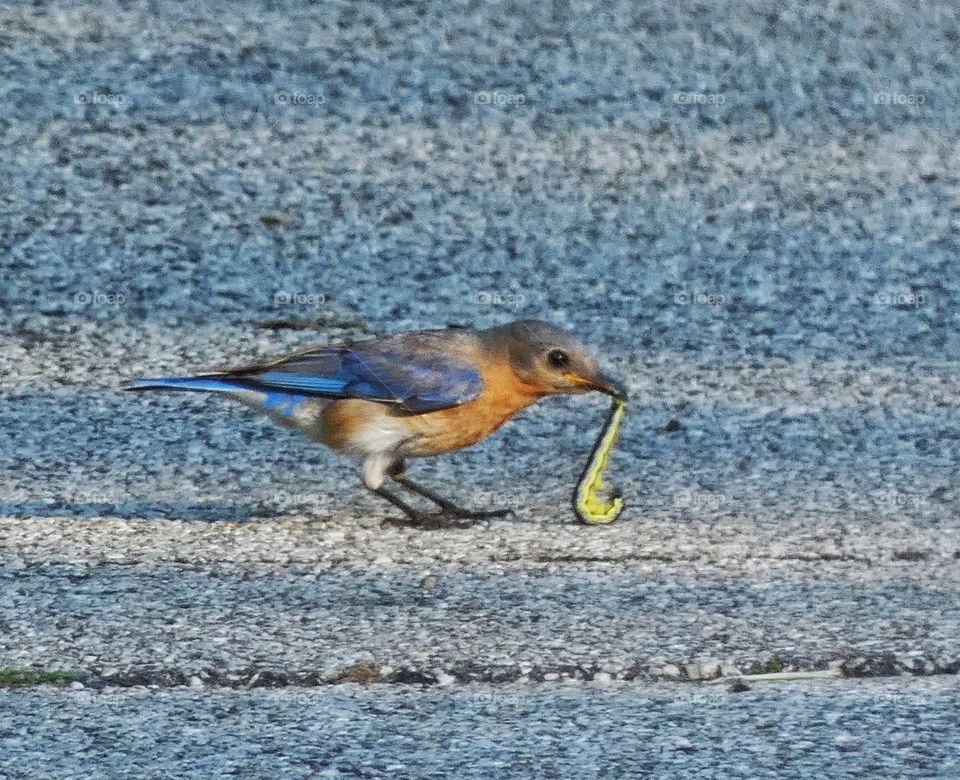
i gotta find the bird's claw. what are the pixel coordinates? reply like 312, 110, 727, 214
380, 512, 479, 530
453, 507, 517, 521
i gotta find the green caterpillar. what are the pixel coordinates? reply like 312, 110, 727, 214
573, 398, 626, 525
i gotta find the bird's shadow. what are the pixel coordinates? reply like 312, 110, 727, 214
0, 500, 283, 522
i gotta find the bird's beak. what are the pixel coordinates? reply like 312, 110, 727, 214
592, 372, 628, 401
567, 372, 629, 401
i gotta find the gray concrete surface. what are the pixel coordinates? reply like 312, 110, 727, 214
1, 0, 959, 777
2, 679, 959, 779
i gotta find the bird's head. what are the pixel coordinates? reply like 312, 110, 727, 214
489, 320, 627, 400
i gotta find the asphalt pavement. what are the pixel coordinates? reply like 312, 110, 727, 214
1, 0, 958, 776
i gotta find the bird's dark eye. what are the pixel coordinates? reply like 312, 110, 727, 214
547, 349, 570, 369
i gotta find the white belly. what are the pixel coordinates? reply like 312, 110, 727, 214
345, 414, 412, 457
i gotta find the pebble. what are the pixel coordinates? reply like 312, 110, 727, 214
656, 665, 683, 681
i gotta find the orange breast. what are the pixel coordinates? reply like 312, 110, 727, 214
401, 358, 545, 456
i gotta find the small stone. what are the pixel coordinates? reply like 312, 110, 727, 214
701, 659, 722, 679
720, 663, 743, 678
435, 671, 456, 686
763, 655, 786, 674
657, 664, 683, 680
419, 575, 438, 589
189, 676, 203, 689
684, 659, 721, 681
728, 678, 751, 693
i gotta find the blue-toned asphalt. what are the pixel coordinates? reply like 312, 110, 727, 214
2, 0, 958, 776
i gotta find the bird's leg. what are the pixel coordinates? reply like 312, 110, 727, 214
386, 462, 515, 521
395, 476, 515, 520
371, 485, 422, 519
371, 486, 480, 529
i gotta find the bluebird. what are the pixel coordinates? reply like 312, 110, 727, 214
126, 319, 626, 525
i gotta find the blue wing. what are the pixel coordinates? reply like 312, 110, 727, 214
127, 333, 484, 413
246, 346, 483, 411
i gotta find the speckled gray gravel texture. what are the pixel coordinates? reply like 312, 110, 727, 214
2, 680, 959, 779
2, 0, 960, 776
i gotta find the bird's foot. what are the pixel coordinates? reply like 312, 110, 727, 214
380, 510, 480, 530
447, 507, 517, 521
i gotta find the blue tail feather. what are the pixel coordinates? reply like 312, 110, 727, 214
124, 376, 244, 393
255, 371, 348, 395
